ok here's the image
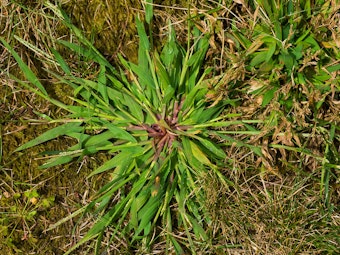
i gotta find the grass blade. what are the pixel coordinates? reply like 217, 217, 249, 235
0, 38, 48, 95
15, 122, 83, 152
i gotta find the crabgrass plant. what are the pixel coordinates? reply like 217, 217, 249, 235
1, 2, 261, 254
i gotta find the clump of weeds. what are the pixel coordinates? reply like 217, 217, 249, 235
1, 0, 339, 254
1, 1, 262, 254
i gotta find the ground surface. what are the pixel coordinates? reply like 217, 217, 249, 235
0, 1, 339, 254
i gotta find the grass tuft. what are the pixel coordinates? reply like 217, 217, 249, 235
0, 0, 339, 254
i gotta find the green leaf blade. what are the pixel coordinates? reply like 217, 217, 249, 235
15, 122, 83, 152
0, 38, 48, 95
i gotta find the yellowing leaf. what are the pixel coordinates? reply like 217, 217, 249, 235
189, 140, 212, 166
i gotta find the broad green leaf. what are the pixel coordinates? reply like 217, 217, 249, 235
297, 72, 306, 85
189, 140, 212, 166
145, 0, 153, 24
83, 130, 115, 147
130, 188, 150, 229
77, 79, 110, 109
282, 23, 291, 41
181, 137, 203, 170
123, 94, 144, 123
279, 52, 294, 70
161, 22, 179, 69
262, 87, 277, 107
98, 65, 109, 104
40, 155, 74, 169
134, 194, 161, 239
260, 0, 273, 19
187, 38, 209, 68
295, 29, 312, 44
181, 82, 207, 112
162, 85, 175, 105
154, 53, 170, 93
106, 86, 126, 109
58, 40, 95, 60
187, 67, 202, 93
287, 0, 294, 15
136, 15, 150, 77
315, 97, 326, 111
106, 74, 124, 89
50, 47, 71, 75
170, 236, 184, 254
136, 16, 150, 52
180, 33, 208, 91
186, 106, 204, 123
291, 43, 303, 60
196, 137, 226, 159
313, 70, 331, 82
196, 106, 223, 124
304, 0, 311, 17
94, 172, 137, 204
266, 42, 276, 62
326, 63, 340, 73
186, 214, 208, 240
246, 37, 264, 55
88, 150, 136, 177
119, 55, 155, 92
66, 105, 98, 118
304, 35, 320, 50
231, 30, 252, 50
101, 120, 137, 143
250, 51, 268, 67
15, 122, 83, 152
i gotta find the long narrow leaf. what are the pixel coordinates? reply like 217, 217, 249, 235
98, 65, 109, 104
15, 122, 83, 152
0, 38, 48, 95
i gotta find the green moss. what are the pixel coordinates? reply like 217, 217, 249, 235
61, 0, 142, 62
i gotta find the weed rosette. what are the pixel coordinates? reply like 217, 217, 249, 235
2, 0, 339, 254
1, 3, 260, 253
